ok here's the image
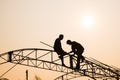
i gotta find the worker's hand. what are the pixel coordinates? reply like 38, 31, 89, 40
68, 52, 71, 54
69, 52, 74, 56
58, 55, 62, 59
63, 52, 68, 56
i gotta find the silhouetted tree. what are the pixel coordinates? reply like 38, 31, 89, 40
34, 75, 42, 80
0, 78, 9, 80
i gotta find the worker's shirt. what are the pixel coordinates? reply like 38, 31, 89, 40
54, 38, 63, 52
71, 41, 84, 54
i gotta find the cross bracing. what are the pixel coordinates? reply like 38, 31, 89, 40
0, 48, 120, 80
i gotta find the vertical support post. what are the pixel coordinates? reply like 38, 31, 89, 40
116, 73, 119, 80
26, 70, 28, 80
62, 76, 63, 80
8, 51, 13, 62
92, 64, 95, 78
51, 52, 53, 62
70, 55, 73, 68
35, 49, 37, 67
83, 69, 86, 76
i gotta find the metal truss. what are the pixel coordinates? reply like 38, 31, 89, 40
0, 48, 73, 73
55, 57, 120, 80
0, 48, 120, 80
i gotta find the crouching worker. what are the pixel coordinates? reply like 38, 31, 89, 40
67, 40, 85, 70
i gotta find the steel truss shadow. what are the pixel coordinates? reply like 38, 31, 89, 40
0, 48, 120, 80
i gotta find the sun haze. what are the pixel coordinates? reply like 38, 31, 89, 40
82, 16, 95, 27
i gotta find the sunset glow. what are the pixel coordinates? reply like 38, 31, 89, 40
0, 0, 120, 80
82, 16, 95, 27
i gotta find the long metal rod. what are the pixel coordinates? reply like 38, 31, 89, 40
40, 41, 53, 48
0, 63, 17, 78
26, 70, 28, 80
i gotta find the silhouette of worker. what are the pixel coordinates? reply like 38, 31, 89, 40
67, 40, 84, 70
54, 34, 67, 66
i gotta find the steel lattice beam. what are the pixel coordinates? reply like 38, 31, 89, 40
55, 57, 120, 80
0, 48, 120, 80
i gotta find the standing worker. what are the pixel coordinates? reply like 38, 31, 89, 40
54, 34, 67, 66
67, 40, 84, 70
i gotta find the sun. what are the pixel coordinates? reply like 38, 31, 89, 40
82, 16, 95, 27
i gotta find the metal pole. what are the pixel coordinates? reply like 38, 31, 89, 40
8, 51, 13, 62
26, 70, 28, 80
40, 41, 53, 48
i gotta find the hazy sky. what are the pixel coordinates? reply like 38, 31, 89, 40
0, 0, 120, 80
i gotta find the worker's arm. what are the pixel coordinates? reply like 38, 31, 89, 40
68, 47, 75, 55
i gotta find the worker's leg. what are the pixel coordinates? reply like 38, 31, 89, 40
81, 55, 85, 62
59, 55, 66, 66
69, 55, 73, 68
76, 55, 80, 70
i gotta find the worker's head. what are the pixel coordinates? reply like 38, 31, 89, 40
59, 34, 64, 40
67, 40, 72, 45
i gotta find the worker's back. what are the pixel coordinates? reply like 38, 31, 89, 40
54, 38, 63, 52
71, 41, 84, 53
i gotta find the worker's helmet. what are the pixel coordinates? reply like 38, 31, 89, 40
67, 40, 71, 44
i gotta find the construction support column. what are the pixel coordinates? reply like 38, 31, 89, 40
26, 70, 28, 80
8, 51, 13, 62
